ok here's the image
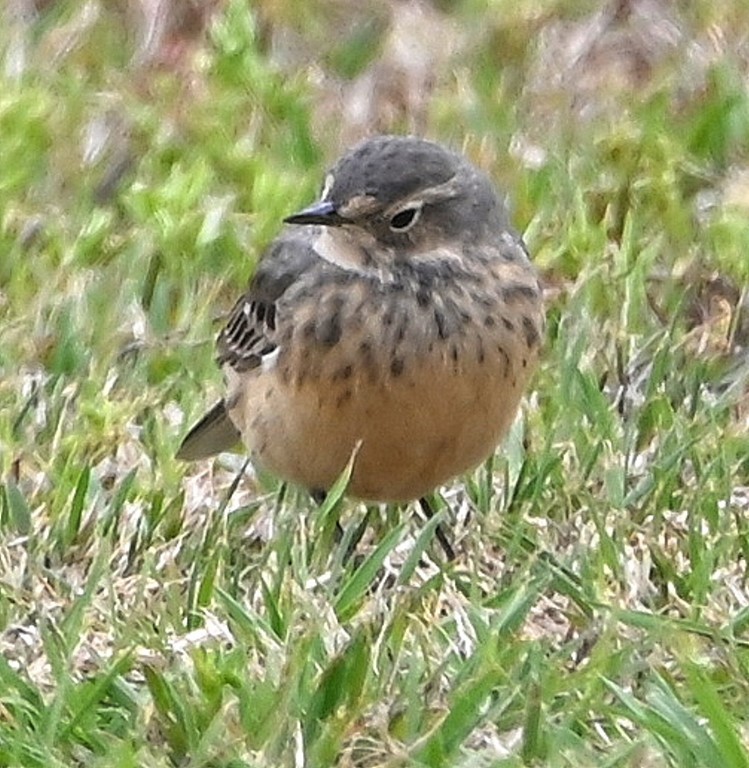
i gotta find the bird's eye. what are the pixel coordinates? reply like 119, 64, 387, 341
389, 205, 421, 232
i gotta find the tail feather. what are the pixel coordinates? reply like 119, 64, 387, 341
176, 400, 241, 461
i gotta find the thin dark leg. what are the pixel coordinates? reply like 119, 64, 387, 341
313, 490, 455, 561
418, 497, 456, 561
343, 507, 373, 563
311, 488, 369, 561
310, 488, 344, 542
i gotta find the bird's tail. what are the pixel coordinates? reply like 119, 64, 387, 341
176, 400, 241, 460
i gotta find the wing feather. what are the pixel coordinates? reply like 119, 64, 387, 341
216, 232, 322, 372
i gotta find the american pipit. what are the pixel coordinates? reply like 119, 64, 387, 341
178, 135, 544, 555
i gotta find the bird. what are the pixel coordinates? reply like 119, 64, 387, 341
177, 135, 544, 558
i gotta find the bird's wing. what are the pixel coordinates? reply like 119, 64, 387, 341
177, 230, 321, 460
216, 234, 320, 372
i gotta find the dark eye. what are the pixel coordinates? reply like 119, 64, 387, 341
389, 206, 421, 232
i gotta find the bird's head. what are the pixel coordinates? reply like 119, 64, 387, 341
284, 135, 509, 275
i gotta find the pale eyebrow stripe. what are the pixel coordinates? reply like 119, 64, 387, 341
320, 173, 335, 201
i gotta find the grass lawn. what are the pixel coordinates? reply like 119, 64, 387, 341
2, 0, 749, 765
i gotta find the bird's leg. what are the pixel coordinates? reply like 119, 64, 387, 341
313, 489, 455, 561
418, 496, 456, 561
310, 488, 345, 544
311, 489, 370, 562
342, 507, 374, 563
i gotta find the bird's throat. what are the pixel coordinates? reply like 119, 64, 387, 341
312, 226, 387, 277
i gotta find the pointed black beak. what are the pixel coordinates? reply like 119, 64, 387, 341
284, 200, 346, 226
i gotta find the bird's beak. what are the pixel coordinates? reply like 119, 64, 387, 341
284, 200, 346, 226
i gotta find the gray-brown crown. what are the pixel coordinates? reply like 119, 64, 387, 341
327, 135, 462, 209
285, 135, 511, 245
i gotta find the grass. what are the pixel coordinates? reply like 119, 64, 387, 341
2, 0, 749, 765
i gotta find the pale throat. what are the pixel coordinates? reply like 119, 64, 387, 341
312, 226, 390, 277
